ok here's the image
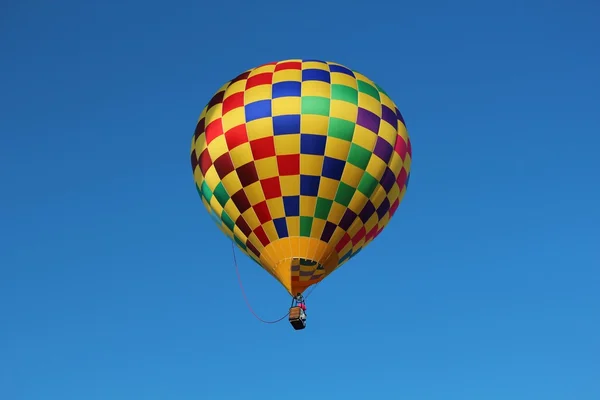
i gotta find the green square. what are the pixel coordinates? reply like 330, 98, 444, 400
201, 181, 213, 202
335, 182, 356, 207
302, 96, 330, 116
213, 182, 230, 206
358, 80, 380, 101
221, 211, 235, 231
315, 197, 333, 219
331, 84, 358, 105
347, 144, 372, 170
357, 172, 379, 197
234, 235, 247, 250
300, 216, 313, 237
328, 117, 355, 141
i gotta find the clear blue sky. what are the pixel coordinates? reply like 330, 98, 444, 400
1, 0, 599, 399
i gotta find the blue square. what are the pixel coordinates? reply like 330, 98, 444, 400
273, 114, 301, 135
272, 81, 301, 98
273, 218, 288, 238
321, 156, 345, 180
300, 175, 320, 196
300, 134, 327, 156
245, 100, 271, 122
329, 64, 354, 77
283, 196, 300, 216
302, 69, 330, 83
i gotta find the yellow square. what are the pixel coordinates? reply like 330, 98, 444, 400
221, 107, 245, 132
274, 135, 300, 155
203, 167, 220, 191
273, 97, 300, 116
348, 191, 368, 214
403, 152, 412, 170
280, 175, 300, 196
223, 199, 241, 221
398, 123, 409, 140
365, 156, 387, 180
242, 208, 260, 230
324, 137, 350, 160
208, 195, 224, 215
207, 134, 229, 160
266, 198, 285, 220
198, 107, 207, 120
330, 100, 358, 121
193, 168, 204, 186
358, 93, 381, 116
205, 103, 223, 122
378, 123, 397, 146
352, 240, 365, 254
255, 158, 279, 179
221, 173, 243, 195
272, 69, 302, 83
302, 81, 329, 97
300, 154, 324, 175
347, 218, 363, 237
245, 119, 274, 141
251, 64, 276, 75
317, 177, 338, 200
329, 226, 346, 247
330, 72, 357, 88
379, 92, 396, 111
364, 214, 379, 231
300, 196, 316, 216
302, 61, 329, 71
193, 133, 207, 154
387, 184, 400, 203
301, 115, 328, 135
354, 72, 373, 85
378, 213, 391, 229
328, 202, 347, 224
244, 85, 272, 104
286, 216, 300, 237
352, 126, 377, 151
261, 220, 279, 242
370, 186, 387, 208
229, 143, 253, 167
245, 181, 266, 205
233, 225, 248, 241
310, 218, 327, 238
389, 152, 404, 175
338, 241, 353, 257
226, 80, 246, 96
340, 164, 363, 188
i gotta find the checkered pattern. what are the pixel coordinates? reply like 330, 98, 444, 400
191, 59, 412, 295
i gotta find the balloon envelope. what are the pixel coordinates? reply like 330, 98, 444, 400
191, 59, 412, 296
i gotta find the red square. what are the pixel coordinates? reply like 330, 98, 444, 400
275, 61, 302, 71
194, 117, 205, 140
225, 124, 248, 150
335, 233, 351, 252
253, 201, 272, 224
260, 177, 281, 200
213, 153, 235, 178
205, 119, 224, 145
246, 73, 273, 89
250, 136, 276, 160
199, 149, 212, 175
396, 168, 407, 188
222, 92, 244, 115
394, 135, 407, 157
236, 162, 259, 186
253, 226, 270, 247
389, 198, 400, 217
351, 227, 366, 246
277, 154, 300, 176
235, 215, 252, 236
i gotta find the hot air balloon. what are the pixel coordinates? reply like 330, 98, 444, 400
190, 59, 412, 329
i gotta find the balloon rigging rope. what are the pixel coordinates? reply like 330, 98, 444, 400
231, 240, 320, 324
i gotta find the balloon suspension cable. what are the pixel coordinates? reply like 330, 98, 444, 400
231, 240, 319, 324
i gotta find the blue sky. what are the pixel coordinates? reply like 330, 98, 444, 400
1, 0, 599, 399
